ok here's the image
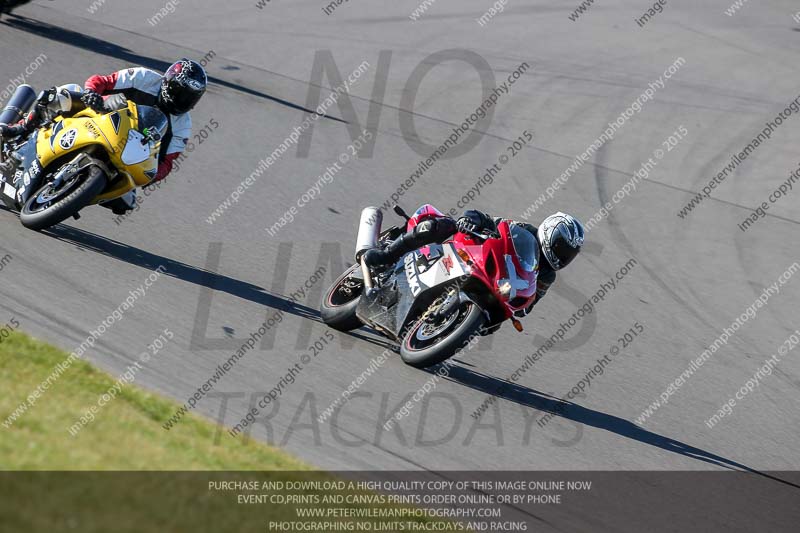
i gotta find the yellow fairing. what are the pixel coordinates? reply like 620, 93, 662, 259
34, 101, 161, 203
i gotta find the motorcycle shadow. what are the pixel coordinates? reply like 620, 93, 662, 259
437, 364, 800, 490
41, 224, 391, 348
44, 224, 318, 317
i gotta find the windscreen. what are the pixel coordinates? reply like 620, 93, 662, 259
510, 224, 539, 272
413, 204, 445, 218
136, 105, 168, 139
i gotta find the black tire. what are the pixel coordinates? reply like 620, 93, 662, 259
400, 299, 485, 368
20, 166, 106, 231
320, 264, 364, 332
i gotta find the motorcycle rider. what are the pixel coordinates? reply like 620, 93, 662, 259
0, 59, 207, 214
364, 209, 585, 316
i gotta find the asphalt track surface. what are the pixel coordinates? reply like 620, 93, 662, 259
1, 0, 800, 530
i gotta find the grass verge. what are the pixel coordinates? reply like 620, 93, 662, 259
0, 330, 448, 532
0, 330, 305, 470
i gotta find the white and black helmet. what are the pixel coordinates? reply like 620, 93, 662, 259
537, 212, 585, 270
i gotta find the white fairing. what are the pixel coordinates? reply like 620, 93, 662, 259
355, 206, 382, 261
121, 130, 151, 165
404, 243, 468, 297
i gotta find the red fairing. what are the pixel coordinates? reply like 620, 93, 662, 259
451, 221, 538, 319
405, 204, 538, 319
84, 72, 120, 95
401, 202, 538, 322
155, 153, 179, 182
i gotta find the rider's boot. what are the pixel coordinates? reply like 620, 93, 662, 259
100, 190, 137, 216
363, 217, 457, 269
0, 123, 25, 139
363, 231, 421, 270
1, 101, 45, 141
0, 115, 38, 141
1, 86, 83, 140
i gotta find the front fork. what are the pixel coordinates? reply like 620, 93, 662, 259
46, 152, 112, 193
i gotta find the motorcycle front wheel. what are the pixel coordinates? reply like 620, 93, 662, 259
400, 297, 485, 368
20, 165, 106, 231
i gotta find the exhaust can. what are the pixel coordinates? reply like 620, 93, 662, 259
355, 206, 382, 261
0, 84, 36, 126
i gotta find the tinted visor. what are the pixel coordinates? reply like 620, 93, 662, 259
165, 79, 203, 114
551, 234, 580, 269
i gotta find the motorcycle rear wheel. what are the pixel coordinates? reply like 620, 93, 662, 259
320, 264, 364, 331
20, 166, 106, 231
400, 298, 484, 368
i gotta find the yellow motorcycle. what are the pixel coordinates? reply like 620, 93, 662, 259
0, 85, 166, 230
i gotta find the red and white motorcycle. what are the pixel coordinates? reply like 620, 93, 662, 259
321, 204, 539, 368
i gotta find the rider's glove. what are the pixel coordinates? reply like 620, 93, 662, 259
81, 90, 107, 113
456, 210, 485, 234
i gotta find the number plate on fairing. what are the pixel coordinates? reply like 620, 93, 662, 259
121, 130, 151, 165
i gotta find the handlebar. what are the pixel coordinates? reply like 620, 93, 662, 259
141, 128, 162, 145
462, 227, 500, 241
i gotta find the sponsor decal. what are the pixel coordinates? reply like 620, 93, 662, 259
441, 256, 454, 274
2, 182, 16, 199
58, 129, 78, 150
405, 253, 422, 297
186, 79, 204, 91
13, 171, 24, 201
85, 122, 101, 138
29, 159, 41, 177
